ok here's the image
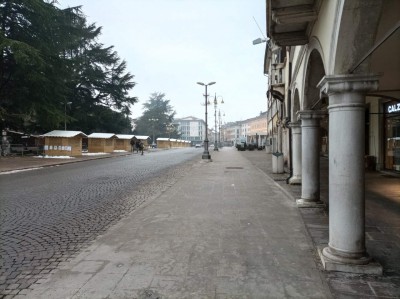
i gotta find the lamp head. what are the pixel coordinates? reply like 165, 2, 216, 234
208, 82, 216, 86
196, 82, 205, 86
252, 38, 267, 45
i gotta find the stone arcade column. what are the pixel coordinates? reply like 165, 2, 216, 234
289, 122, 302, 185
318, 74, 382, 274
296, 110, 326, 207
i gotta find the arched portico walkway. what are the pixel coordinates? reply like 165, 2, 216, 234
317, 0, 387, 274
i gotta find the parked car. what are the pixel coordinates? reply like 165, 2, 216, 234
247, 143, 256, 151
236, 142, 246, 151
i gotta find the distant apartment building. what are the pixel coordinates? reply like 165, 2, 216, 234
241, 122, 249, 142
173, 116, 205, 145
221, 112, 268, 146
247, 112, 268, 146
222, 122, 241, 146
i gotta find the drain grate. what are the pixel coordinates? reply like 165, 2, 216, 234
138, 289, 161, 299
226, 167, 244, 169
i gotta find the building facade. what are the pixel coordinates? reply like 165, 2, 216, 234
174, 116, 206, 145
264, 0, 400, 274
222, 122, 241, 146
246, 112, 268, 147
221, 113, 268, 147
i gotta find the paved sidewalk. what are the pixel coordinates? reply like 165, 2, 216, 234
241, 150, 400, 298
3, 147, 399, 298
21, 148, 332, 298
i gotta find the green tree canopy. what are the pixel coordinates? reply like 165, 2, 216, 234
134, 92, 179, 142
0, 0, 137, 134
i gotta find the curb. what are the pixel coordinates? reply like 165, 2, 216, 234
0, 152, 134, 174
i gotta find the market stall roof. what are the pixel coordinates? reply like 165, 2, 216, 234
42, 130, 87, 138
6, 129, 42, 138
115, 134, 135, 140
157, 138, 170, 141
135, 135, 150, 140
88, 133, 117, 139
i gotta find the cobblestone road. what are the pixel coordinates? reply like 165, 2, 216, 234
0, 149, 200, 298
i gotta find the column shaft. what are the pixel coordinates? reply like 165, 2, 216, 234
328, 98, 365, 257
289, 122, 301, 185
318, 74, 382, 274
296, 111, 326, 207
301, 118, 319, 200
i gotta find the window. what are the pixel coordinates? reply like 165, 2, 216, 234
384, 101, 400, 172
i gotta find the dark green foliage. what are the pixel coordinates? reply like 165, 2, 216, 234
0, 0, 137, 134
68, 104, 132, 134
134, 92, 179, 142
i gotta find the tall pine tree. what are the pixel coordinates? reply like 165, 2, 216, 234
134, 92, 179, 143
0, 0, 137, 133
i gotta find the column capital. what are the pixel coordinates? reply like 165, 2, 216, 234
297, 110, 327, 121
288, 122, 301, 128
318, 74, 379, 97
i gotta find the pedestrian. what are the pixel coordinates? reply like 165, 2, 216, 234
130, 139, 135, 152
135, 141, 140, 153
139, 141, 144, 155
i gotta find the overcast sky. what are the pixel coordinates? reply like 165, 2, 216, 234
60, 0, 267, 124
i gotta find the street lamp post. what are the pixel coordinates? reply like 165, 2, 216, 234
148, 118, 158, 147
197, 81, 215, 159
165, 123, 172, 138
62, 101, 72, 131
212, 94, 224, 151
218, 110, 223, 147
165, 123, 176, 148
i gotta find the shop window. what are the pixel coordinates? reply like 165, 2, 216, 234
384, 101, 400, 172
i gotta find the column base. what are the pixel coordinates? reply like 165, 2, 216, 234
272, 153, 284, 174
200, 159, 213, 163
318, 246, 382, 275
289, 176, 301, 185
296, 198, 325, 208
202, 152, 211, 159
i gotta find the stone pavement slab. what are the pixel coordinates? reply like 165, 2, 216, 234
242, 150, 400, 298
22, 148, 332, 298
